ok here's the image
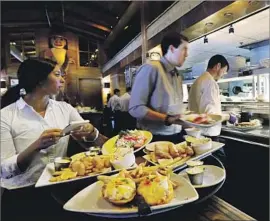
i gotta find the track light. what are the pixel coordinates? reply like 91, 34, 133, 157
204, 36, 208, 44
229, 24, 234, 34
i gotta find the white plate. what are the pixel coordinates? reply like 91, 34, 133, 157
35, 163, 136, 188
145, 141, 174, 152
63, 173, 199, 217
143, 141, 225, 171
180, 114, 222, 128
178, 165, 226, 188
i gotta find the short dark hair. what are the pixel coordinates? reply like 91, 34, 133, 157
207, 54, 229, 71
161, 32, 189, 55
126, 87, 131, 92
114, 89, 120, 94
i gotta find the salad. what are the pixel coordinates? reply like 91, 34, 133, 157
115, 130, 147, 149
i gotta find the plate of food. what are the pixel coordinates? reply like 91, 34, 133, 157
143, 140, 224, 172
63, 164, 199, 217
227, 119, 262, 131
180, 114, 222, 128
143, 142, 194, 168
35, 154, 113, 188
102, 130, 153, 155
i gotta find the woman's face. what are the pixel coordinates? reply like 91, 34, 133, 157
41, 65, 65, 95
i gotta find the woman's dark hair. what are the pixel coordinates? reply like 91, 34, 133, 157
1, 58, 57, 109
161, 32, 189, 55
207, 54, 230, 71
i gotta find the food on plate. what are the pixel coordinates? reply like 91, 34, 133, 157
49, 169, 77, 182
101, 177, 136, 205
110, 148, 136, 169
183, 114, 216, 125
137, 174, 174, 205
235, 119, 260, 128
148, 142, 194, 166
115, 130, 147, 149
184, 136, 211, 145
71, 148, 101, 161
49, 155, 111, 182
98, 164, 177, 206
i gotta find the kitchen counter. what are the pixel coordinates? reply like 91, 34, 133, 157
221, 125, 269, 146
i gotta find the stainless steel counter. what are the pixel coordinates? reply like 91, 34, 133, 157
220, 125, 269, 147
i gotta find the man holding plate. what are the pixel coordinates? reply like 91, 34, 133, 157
129, 32, 189, 143
188, 54, 237, 138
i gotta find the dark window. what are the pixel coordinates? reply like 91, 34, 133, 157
78, 37, 98, 67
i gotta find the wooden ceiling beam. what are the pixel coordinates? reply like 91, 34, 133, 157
64, 3, 116, 27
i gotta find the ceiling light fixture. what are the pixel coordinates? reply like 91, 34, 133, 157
110, 26, 113, 29
204, 35, 208, 44
124, 25, 129, 30
95, 49, 98, 52
229, 24, 234, 34
116, 16, 119, 19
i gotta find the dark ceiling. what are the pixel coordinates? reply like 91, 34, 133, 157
1, 1, 175, 62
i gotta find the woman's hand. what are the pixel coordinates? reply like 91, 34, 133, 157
70, 123, 96, 142
17, 128, 63, 172
35, 129, 63, 150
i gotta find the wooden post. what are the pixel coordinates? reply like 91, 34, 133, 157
140, 1, 148, 64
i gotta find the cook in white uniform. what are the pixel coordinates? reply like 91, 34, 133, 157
189, 54, 236, 137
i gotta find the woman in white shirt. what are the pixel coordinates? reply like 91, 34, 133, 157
1, 58, 106, 221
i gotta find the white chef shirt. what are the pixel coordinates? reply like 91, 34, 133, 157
120, 92, 131, 112
188, 72, 222, 136
1, 97, 84, 189
107, 94, 121, 111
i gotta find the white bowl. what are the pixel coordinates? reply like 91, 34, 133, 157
184, 128, 201, 138
145, 141, 174, 152
110, 150, 136, 169
191, 140, 212, 155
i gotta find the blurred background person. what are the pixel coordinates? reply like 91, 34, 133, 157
120, 87, 136, 130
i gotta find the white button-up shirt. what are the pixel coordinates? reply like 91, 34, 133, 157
188, 72, 222, 136
120, 92, 131, 112
107, 94, 121, 111
1, 98, 84, 189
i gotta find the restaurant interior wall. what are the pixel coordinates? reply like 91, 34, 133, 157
3, 28, 104, 110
